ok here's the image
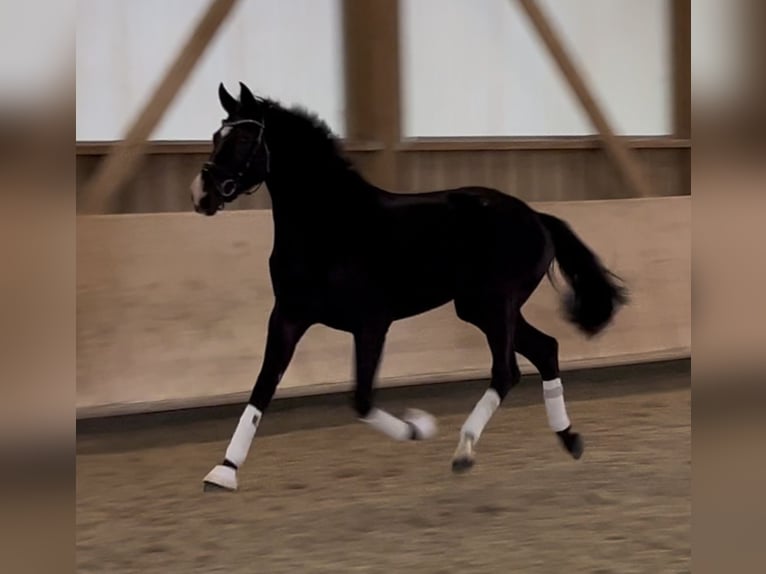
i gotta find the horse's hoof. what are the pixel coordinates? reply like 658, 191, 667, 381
452, 432, 475, 473
451, 456, 475, 473
403, 408, 438, 440
568, 433, 584, 460
203, 464, 238, 492
557, 429, 584, 460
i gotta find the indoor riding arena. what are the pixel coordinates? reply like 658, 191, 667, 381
76, 1, 691, 572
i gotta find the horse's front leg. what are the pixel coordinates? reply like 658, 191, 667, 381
203, 305, 310, 492
353, 324, 438, 441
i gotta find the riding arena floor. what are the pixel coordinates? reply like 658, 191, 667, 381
77, 360, 690, 573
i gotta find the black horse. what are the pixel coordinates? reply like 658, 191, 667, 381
194, 83, 627, 492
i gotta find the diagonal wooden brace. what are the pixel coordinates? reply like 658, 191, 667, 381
516, 0, 654, 198
80, 0, 240, 214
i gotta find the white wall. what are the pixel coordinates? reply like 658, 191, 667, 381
76, 0, 345, 141
77, 0, 678, 141
401, 0, 673, 137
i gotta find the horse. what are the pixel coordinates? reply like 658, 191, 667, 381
193, 82, 627, 492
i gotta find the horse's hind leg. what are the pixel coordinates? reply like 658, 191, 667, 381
452, 295, 521, 472
203, 305, 310, 492
353, 323, 437, 441
515, 316, 583, 459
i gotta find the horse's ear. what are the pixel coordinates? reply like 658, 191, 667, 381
218, 83, 238, 115
238, 82, 259, 114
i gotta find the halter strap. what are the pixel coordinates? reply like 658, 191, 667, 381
203, 117, 270, 200
222, 118, 265, 129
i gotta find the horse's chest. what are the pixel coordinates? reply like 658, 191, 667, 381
270, 257, 373, 308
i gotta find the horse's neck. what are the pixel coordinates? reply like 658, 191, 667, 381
266, 161, 378, 250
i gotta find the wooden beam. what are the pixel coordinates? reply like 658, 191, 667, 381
79, 0, 240, 214
76, 139, 386, 157
671, 0, 691, 138
76, 136, 689, 158
515, 0, 654, 198
397, 136, 691, 152
342, 0, 401, 190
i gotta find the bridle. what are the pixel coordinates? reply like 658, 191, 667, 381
201, 118, 270, 201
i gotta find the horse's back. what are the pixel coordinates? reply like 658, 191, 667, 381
375, 186, 550, 314
382, 185, 548, 265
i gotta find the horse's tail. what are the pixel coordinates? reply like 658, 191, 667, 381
539, 212, 628, 337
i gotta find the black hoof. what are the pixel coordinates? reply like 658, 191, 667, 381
451, 457, 475, 473
568, 433, 584, 460
557, 428, 585, 460
203, 481, 234, 493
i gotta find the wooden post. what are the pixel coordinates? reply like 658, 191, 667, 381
342, 0, 401, 190
671, 0, 691, 138
516, 0, 654, 198
671, 0, 691, 195
80, 0, 240, 214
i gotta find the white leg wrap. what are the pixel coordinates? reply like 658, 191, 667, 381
460, 389, 501, 443
402, 408, 438, 439
203, 464, 238, 490
362, 408, 412, 441
543, 378, 570, 432
224, 404, 262, 467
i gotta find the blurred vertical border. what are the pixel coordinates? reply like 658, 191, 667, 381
0, 0, 75, 573
693, 0, 766, 572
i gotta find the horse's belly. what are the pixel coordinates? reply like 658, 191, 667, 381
389, 293, 454, 321
273, 260, 457, 327
385, 273, 456, 320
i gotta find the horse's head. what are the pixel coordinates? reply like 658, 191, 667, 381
191, 82, 270, 216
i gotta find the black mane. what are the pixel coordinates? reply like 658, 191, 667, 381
285, 104, 341, 148
262, 98, 356, 175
